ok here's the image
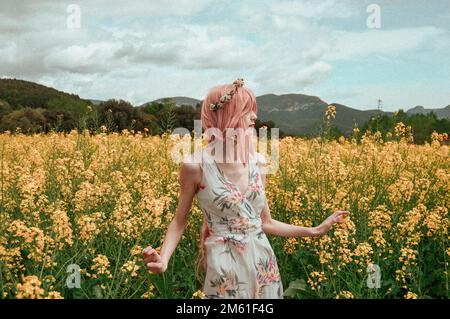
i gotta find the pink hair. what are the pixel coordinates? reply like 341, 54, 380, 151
200, 83, 258, 165
194, 81, 258, 284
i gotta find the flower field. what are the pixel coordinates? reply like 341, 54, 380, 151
0, 129, 448, 299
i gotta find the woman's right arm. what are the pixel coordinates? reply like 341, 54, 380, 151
143, 159, 201, 274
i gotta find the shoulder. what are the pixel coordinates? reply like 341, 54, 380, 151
179, 151, 203, 183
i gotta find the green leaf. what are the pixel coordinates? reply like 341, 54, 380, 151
284, 278, 307, 297
288, 278, 307, 290
283, 287, 299, 298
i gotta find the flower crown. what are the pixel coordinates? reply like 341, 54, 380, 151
209, 78, 244, 111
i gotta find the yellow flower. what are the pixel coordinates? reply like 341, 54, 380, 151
191, 290, 206, 299
75, 212, 104, 242
335, 291, 354, 299
404, 291, 418, 299
283, 237, 298, 254
45, 291, 64, 299
142, 284, 156, 299
307, 271, 327, 291
131, 245, 143, 257
120, 260, 141, 277
1, 123, 449, 299
325, 104, 336, 120
15, 276, 45, 299
141, 291, 155, 299
91, 254, 112, 279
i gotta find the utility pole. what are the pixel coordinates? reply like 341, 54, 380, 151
376, 98, 383, 133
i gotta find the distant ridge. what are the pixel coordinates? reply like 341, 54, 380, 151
140, 96, 201, 107
1, 78, 448, 136
406, 105, 450, 119
255, 94, 393, 135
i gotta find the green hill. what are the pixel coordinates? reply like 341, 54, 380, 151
0, 78, 447, 141
255, 94, 392, 136
0, 78, 88, 109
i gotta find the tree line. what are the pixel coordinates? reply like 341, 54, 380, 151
323, 110, 449, 144
0, 79, 448, 144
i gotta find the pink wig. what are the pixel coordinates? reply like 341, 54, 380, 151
200, 82, 258, 165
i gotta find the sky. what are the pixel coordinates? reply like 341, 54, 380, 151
1, 0, 449, 111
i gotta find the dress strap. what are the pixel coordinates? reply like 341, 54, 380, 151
199, 161, 204, 185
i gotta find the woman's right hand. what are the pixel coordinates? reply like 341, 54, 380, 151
142, 246, 167, 274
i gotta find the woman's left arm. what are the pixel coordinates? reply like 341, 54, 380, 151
258, 158, 349, 238
261, 201, 350, 237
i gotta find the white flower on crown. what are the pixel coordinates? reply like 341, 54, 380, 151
209, 78, 244, 111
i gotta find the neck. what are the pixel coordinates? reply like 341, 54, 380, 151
212, 139, 247, 165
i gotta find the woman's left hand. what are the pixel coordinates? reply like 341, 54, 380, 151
329, 210, 351, 223
316, 210, 351, 236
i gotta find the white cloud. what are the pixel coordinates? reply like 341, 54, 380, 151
93, 0, 214, 17
269, 0, 359, 19
0, 0, 448, 109
45, 42, 127, 74
101, 26, 146, 40
255, 62, 333, 94
0, 42, 17, 64
118, 25, 263, 70
326, 26, 447, 60
0, 0, 214, 18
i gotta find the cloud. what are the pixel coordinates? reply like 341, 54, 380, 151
0, 0, 448, 109
93, 0, 214, 17
326, 26, 447, 60
0, 14, 29, 34
44, 42, 127, 74
115, 25, 263, 70
255, 62, 333, 94
0, 0, 56, 17
0, 0, 214, 19
0, 42, 17, 65
0, 0, 341, 95
269, 0, 359, 19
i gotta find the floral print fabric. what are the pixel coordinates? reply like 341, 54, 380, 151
196, 148, 283, 299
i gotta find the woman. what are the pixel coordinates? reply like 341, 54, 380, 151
142, 78, 350, 299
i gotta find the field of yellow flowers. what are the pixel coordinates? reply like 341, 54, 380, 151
0, 127, 448, 299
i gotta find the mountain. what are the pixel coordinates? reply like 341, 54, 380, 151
255, 94, 392, 136
406, 105, 450, 119
0, 78, 88, 109
1, 78, 448, 136
140, 96, 201, 107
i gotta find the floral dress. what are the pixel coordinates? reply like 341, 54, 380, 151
195, 148, 283, 299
